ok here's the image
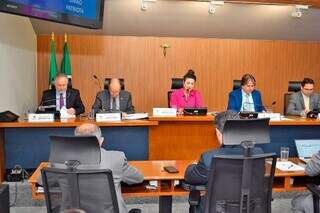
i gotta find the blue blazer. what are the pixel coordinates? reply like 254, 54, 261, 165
227, 88, 264, 112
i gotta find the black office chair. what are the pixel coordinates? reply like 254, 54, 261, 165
306, 184, 320, 213
233, 80, 241, 90
104, 78, 125, 90
41, 166, 120, 213
168, 78, 184, 107
184, 153, 277, 213
0, 184, 9, 213
284, 81, 302, 115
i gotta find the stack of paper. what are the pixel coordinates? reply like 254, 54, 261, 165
275, 161, 305, 171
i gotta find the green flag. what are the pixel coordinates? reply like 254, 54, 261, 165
61, 40, 71, 79
49, 39, 58, 88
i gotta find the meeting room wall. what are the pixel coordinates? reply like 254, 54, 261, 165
0, 13, 37, 116
37, 35, 320, 113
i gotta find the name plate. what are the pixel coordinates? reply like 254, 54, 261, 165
153, 108, 177, 117
28, 113, 54, 122
258, 112, 281, 121
96, 113, 121, 122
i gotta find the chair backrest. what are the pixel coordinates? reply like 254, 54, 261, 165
49, 136, 101, 165
41, 167, 119, 213
168, 78, 184, 107
288, 81, 301, 92
233, 80, 241, 90
104, 78, 125, 90
205, 153, 277, 213
283, 93, 292, 115
283, 81, 301, 115
0, 184, 9, 213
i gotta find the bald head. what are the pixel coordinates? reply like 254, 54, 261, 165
74, 123, 104, 146
109, 78, 121, 97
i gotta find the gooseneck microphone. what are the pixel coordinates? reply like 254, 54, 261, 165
38, 92, 70, 111
93, 75, 102, 90
261, 101, 276, 111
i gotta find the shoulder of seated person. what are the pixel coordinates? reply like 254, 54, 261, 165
102, 149, 126, 157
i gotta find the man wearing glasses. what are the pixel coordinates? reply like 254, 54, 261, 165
287, 78, 320, 116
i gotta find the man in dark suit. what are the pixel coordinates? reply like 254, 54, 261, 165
92, 78, 135, 114
38, 73, 85, 115
287, 78, 320, 116
184, 111, 263, 212
227, 73, 264, 112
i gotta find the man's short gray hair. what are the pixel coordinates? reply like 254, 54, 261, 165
74, 123, 102, 142
214, 110, 240, 133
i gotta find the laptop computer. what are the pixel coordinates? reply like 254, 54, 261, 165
295, 139, 320, 163
183, 107, 208, 116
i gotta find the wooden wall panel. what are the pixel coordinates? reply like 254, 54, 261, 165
37, 35, 320, 114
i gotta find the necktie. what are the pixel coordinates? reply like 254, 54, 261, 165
112, 97, 117, 111
60, 93, 64, 109
244, 94, 253, 111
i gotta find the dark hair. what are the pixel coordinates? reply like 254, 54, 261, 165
183, 69, 196, 82
214, 110, 240, 133
301, 78, 314, 87
241, 73, 256, 86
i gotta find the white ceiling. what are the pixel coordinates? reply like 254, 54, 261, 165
30, 0, 320, 41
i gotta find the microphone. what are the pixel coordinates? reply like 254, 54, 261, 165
260, 101, 276, 112
242, 101, 276, 112
38, 92, 70, 111
93, 75, 102, 90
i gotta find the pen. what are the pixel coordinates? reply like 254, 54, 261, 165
287, 165, 293, 169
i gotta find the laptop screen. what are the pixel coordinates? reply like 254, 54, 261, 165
295, 139, 320, 158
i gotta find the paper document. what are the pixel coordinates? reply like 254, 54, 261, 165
60, 106, 76, 119
275, 161, 305, 171
280, 116, 294, 121
123, 113, 148, 120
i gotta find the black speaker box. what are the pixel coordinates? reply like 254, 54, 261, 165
0, 111, 19, 122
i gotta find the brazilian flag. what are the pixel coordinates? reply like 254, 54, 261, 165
49, 33, 58, 89
61, 34, 71, 79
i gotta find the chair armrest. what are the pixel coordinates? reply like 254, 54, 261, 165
182, 181, 206, 191
307, 184, 320, 198
182, 181, 207, 206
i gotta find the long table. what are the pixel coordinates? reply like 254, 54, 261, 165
2, 115, 320, 183
0, 119, 158, 182
29, 159, 308, 212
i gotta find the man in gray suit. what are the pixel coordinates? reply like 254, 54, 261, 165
92, 78, 135, 114
287, 78, 320, 116
75, 123, 144, 213
291, 150, 320, 212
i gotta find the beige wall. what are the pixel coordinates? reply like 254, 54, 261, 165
0, 13, 37, 116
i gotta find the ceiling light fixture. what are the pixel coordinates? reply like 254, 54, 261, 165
291, 5, 308, 18
208, 1, 224, 14
141, 0, 157, 11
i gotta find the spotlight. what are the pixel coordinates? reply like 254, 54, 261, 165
208, 1, 224, 15
291, 5, 309, 18
141, 0, 157, 11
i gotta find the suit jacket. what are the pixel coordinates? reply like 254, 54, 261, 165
287, 91, 320, 116
227, 88, 264, 112
291, 150, 320, 213
92, 90, 135, 114
184, 146, 264, 212
99, 149, 144, 213
39, 88, 85, 115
